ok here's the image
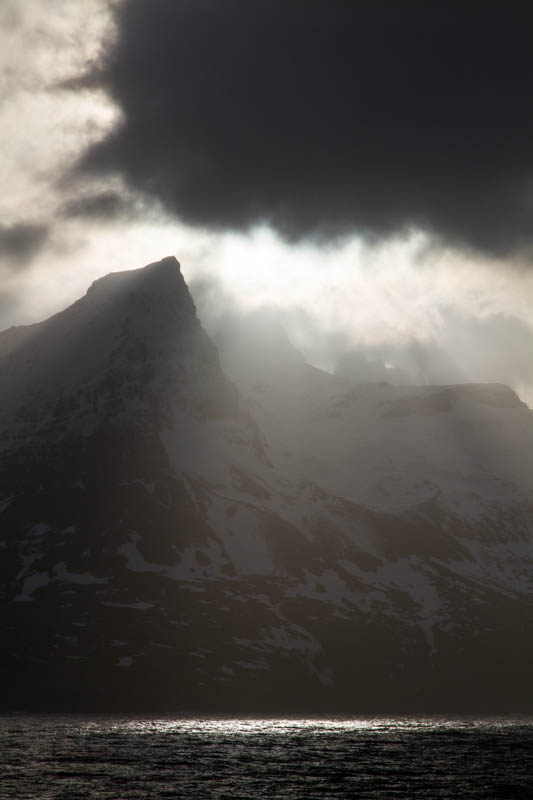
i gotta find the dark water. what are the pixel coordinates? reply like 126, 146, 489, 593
1, 715, 531, 799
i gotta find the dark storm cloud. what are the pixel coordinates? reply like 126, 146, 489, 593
82, 0, 533, 256
0, 224, 49, 267
60, 190, 130, 221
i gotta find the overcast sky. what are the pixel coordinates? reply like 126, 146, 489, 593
2, 1, 533, 403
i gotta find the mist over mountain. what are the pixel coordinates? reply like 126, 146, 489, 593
1, 257, 532, 712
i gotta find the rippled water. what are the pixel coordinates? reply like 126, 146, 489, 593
1, 714, 531, 798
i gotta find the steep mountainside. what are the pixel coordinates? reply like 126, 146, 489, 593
1, 257, 532, 712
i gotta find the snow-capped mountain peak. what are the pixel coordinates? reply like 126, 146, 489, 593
1, 256, 532, 712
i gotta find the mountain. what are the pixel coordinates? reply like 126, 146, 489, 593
1, 257, 532, 712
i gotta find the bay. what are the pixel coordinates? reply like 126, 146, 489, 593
1, 714, 531, 799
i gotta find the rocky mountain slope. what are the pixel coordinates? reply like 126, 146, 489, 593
1, 257, 532, 711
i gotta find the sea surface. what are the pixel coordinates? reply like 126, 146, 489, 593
1, 714, 532, 799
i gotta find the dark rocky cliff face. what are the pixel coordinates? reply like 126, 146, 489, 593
1, 257, 532, 712
0, 257, 237, 451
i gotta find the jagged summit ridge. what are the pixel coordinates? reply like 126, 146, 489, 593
0, 257, 235, 454
86, 256, 190, 304
0, 256, 195, 360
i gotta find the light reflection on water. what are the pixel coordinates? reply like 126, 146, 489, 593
2, 714, 532, 799
79, 714, 524, 736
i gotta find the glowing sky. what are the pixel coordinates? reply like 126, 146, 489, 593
1, 1, 533, 404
